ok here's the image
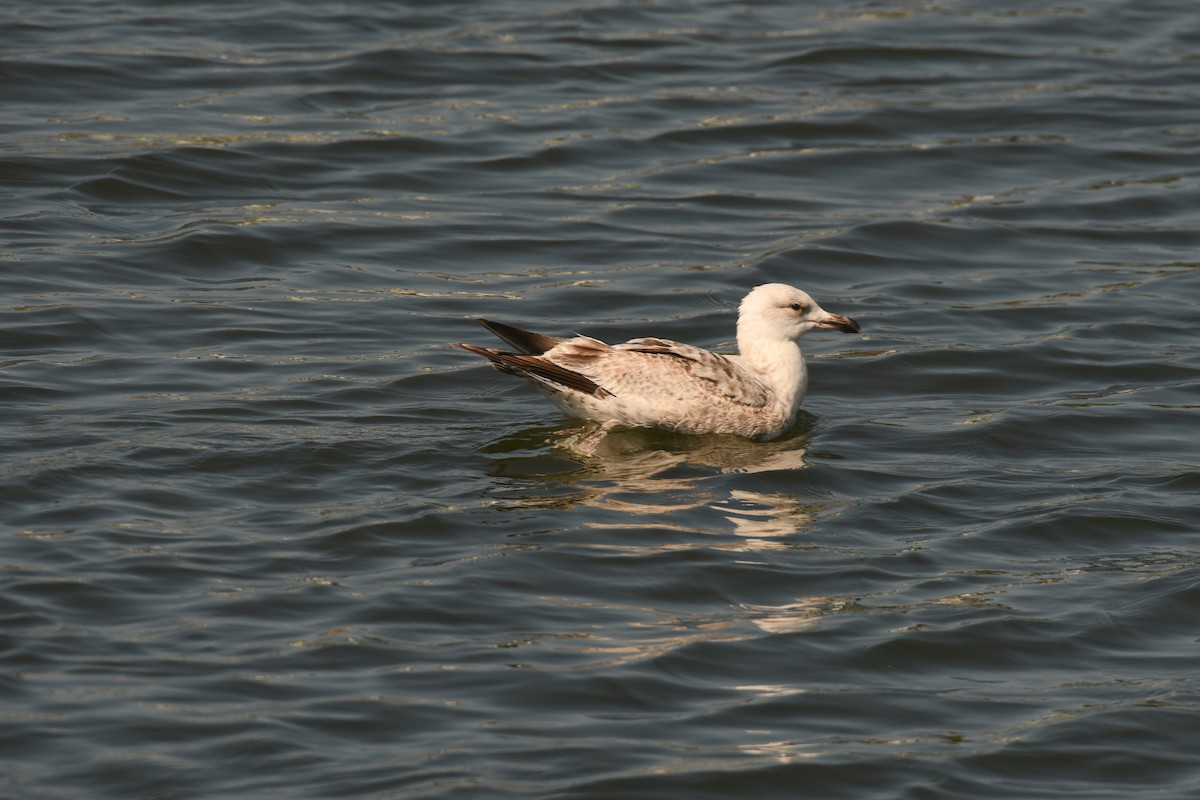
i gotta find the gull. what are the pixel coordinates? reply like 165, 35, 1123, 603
452, 283, 861, 441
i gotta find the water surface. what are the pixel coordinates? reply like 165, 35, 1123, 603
2, 1, 1199, 798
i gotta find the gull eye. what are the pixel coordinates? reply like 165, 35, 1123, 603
789, 303, 804, 312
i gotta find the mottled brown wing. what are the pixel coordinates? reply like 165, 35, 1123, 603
613, 338, 772, 407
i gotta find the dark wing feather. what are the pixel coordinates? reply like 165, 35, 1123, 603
451, 342, 611, 397
477, 318, 565, 355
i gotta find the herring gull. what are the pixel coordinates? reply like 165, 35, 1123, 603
451, 283, 861, 441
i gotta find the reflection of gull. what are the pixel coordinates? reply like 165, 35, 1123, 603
453, 284, 860, 440
745, 598, 833, 634
554, 425, 810, 474
737, 740, 826, 763
486, 426, 825, 545
715, 489, 816, 538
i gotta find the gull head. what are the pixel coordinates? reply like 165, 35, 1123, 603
738, 283, 861, 342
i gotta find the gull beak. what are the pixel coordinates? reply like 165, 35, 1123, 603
815, 312, 861, 334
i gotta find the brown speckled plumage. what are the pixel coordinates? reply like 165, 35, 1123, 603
452, 284, 861, 440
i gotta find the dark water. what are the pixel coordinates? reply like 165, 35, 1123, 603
3, 1, 1199, 797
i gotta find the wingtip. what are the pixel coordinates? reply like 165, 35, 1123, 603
475, 318, 564, 355
450, 341, 491, 356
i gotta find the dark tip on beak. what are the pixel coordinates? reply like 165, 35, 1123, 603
817, 314, 861, 334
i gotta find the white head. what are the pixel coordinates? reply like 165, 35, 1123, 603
737, 283, 861, 343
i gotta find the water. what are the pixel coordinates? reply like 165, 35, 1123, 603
3, 1, 1199, 797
